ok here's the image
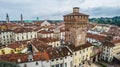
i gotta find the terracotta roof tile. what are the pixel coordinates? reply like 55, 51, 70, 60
87, 33, 106, 41
13, 28, 34, 33
68, 42, 93, 51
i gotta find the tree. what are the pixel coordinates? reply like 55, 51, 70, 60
89, 16, 120, 26
0, 61, 20, 67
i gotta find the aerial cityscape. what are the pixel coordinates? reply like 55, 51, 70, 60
0, 0, 120, 67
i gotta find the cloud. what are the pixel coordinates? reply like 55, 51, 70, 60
0, 0, 120, 20
83, 7, 120, 18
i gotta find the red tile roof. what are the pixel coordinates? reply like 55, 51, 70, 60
13, 28, 34, 33
87, 33, 107, 41
68, 42, 93, 51
38, 30, 53, 34
0, 52, 50, 63
111, 39, 120, 44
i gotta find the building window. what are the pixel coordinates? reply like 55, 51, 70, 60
1, 50, 5, 54
52, 65, 54, 67
60, 58, 62, 60
10, 35, 12, 37
83, 56, 84, 60
65, 57, 67, 59
35, 35, 36, 38
65, 63, 67, 67
17, 37, 19, 40
52, 60, 54, 62
56, 64, 59, 67
60, 63, 63, 67
87, 48, 88, 51
83, 50, 85, 52
7, 35, 8, 38
11, 50, 14, 54
36, 62, 38, 65
22, 36, 24, 39
3, 36, 5, 38
75, 53, 77, 55
26, 35, 28, 39
31, 35, 32, 38
56, 59, 58, 61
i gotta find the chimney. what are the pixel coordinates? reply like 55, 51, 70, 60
73, 7, 79, 13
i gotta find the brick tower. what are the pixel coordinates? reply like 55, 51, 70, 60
64, 7, 89, 47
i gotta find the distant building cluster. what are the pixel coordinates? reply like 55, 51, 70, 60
0, 7, 120, 67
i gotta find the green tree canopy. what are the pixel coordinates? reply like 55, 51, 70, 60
0, 61, 20, 67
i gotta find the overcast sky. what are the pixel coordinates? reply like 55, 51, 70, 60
0, 0, 120, 20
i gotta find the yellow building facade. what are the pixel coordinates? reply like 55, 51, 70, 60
0, 47, 17, 55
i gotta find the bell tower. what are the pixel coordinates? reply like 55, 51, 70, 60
21, 13, 23, 23
6, 13, 10, 23
64, 7, 89, 47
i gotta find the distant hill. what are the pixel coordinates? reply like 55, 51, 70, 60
89, 16, 120, 26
